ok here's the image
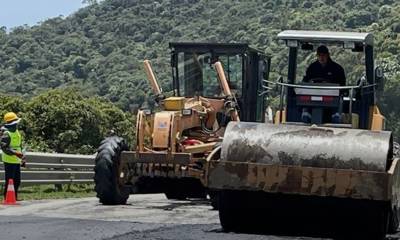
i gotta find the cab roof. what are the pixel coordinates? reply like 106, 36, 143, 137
277, 30, 373, 46
169, 42, 263, 55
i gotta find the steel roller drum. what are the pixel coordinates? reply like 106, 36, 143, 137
221, 122, 393, 172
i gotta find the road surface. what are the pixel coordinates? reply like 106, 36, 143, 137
0, 194, 398, 240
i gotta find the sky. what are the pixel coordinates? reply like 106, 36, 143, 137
0, 0, 88, 30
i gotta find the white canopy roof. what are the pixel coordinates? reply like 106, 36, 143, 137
278, 30, 373, 46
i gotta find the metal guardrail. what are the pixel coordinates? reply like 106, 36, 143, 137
0, 151, 96, 185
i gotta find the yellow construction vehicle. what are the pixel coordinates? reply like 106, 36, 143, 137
208, 30, 400, 239
94, 43, 270, 206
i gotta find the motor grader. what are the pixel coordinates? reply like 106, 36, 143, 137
208, 30, 400, 239
94, 43, 270, 205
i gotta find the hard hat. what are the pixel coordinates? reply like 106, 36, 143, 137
4, 112, 20, 124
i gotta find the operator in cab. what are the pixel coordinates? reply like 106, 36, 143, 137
303, 45, 346, 86
301, 45, 346, 124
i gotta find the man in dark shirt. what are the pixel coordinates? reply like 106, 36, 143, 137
301, 46, 346, 123
303, 45, 346, 86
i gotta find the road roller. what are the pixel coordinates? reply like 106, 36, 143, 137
208, 30, 400, 239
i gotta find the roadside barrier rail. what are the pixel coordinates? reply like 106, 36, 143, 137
0, 151, 95, 185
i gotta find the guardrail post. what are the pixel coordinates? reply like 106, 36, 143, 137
55, 158, 64, 191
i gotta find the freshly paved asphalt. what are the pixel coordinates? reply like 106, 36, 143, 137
0, 194, 398, 240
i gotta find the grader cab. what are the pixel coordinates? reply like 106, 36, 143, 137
94, 43, 269, 205
208, 30, 400, 239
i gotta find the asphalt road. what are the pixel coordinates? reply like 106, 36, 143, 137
0, 194, 398, 240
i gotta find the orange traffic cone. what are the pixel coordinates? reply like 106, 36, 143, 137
3, 179, 18, 205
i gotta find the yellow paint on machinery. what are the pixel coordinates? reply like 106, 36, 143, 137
370, 105, 385, 131
164, 97, 185, 111
152, 112, 173, 149
143, 60, 162, 95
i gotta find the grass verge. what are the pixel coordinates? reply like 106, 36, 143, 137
1, 184, 96, 201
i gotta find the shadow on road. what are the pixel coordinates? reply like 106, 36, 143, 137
147, 198, 211, 211
208, 226, 400, 240
207, 224, 400, 240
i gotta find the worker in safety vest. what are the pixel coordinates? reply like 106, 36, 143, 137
1, 112, 25, 200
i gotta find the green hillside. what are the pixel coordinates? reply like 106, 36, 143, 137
1, 0, 400, 147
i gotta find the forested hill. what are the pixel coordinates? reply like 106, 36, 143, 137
1, 0, 400, 132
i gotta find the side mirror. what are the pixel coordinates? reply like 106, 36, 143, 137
375, 66, 385, 91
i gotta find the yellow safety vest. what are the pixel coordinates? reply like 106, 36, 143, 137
1, 130, 22, 164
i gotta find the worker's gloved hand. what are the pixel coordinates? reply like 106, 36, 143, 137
21, 160, 26, 167
15, 151, 24, 159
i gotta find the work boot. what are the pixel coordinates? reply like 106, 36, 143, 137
301, 111, 312, 123
331, 112, 342, 123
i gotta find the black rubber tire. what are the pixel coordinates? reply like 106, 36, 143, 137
373, 211, 388, 240
350, 206, 388, 240
369, 210, 389, 240
219, 191, 390, 238
94, 136, 130, 205
218, 190, 248, 232
218, 191, 236, 232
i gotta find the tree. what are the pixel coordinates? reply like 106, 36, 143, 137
0, 0, 400, 138
23, 88, 133, 153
